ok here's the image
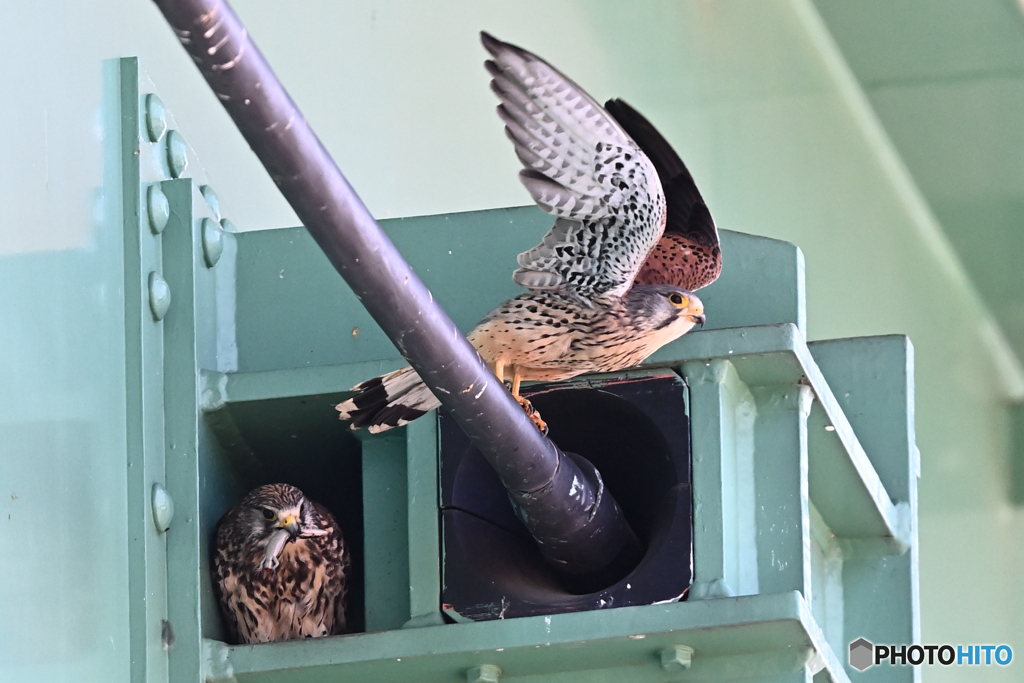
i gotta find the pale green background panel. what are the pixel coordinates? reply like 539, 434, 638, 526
1, 1, 1022, 681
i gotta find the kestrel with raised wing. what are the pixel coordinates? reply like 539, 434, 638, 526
337, 32, 718, 433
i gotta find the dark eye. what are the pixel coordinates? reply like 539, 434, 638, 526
669, 293, 684, 306
261, 508, 276, 521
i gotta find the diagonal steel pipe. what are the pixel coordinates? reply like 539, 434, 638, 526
152, 0, 641, 580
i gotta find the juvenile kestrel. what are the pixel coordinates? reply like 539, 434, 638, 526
212, 483, 349, 644
336, 32, 715, 433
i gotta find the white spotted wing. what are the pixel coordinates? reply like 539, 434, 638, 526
482, 32, 666, 307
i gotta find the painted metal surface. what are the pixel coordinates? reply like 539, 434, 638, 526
1, 2, 1019, 682
218, 592, 832, 683
810, 336, 919, 681
187, 195, 909, 681
106, 50, 916, 677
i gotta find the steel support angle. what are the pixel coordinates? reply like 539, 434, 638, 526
650, 324, 906, 551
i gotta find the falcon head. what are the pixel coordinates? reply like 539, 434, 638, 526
233, 484, 328, 572
239, 483, 308, 537
625, 284, 706, 337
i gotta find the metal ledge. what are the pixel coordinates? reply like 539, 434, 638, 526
207, 591, 849, 683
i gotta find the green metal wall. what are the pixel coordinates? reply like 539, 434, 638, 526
0, 1, 1020, 681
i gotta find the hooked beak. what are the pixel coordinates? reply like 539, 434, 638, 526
278, 515, 300, 537
690, 313, 706, 328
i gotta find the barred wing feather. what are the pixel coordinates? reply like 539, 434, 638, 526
482, 32, 666, 307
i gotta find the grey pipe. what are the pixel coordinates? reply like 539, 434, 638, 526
152, 0, 641, 579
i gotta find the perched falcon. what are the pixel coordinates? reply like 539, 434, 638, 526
336, 32, 716, 433
212, 483, 348, 644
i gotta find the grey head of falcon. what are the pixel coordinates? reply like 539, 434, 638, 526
336, 32, 718, 434
212, 483, 349, 644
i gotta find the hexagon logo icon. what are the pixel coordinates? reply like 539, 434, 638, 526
849, 638, 874, 672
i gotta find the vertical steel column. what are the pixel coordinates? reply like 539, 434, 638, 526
151, 0, 640, 578
683, 359, 758, 600
752, 384, 814, 597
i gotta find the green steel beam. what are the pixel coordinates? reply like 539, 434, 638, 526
657, 325, 907, 548
118, 56, 243, 682
214, 591, 847, 683
161, 177, 205, 683
119, 56, 171, 683
751, 384, 814, 598
230, 208, 805, 374
808, 337, 916, 503
200, 362, 405, 409
224, 205, 896, 552
403, 417, 444, 629
113, 46, 917, 683
809, 337, 919, 682
359, 432, 413, 631
682, 359, 758, 601
357, 418, 443, 632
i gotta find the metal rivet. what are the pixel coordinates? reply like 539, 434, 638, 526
199, 185, 221, 220
660, 645, 694, 672
145, 94, 167, 143
466, 664, 501, 683
149, 271, 171, 320
165, 130, 188, 178
152, 483, 175, 532
219, 217, 238, 233
202, 218, 224, 267
147, 185, 170, 234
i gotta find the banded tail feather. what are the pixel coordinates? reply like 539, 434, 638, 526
335, 366, 441, 433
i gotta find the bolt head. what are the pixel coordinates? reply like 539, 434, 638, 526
148, 271, 171, 321
147, 184, 170, 234
201, 218, 224, 267
144, 93, 167, 143
660, 645, 694, 672
466, 664, 501, 683
165, 130, 188, 178
152, 483, 174, 532
200, 185, 221, 220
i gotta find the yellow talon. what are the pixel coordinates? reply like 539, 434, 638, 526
514, 394, 549, 435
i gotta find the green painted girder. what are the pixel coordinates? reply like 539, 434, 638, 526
206, 591, 846, 683
652, 324, 907, 548
211, 322, 905, 550
809, 336, 918, 681
112, 54, 919, 683
229, 207, 804, 374
199, 361, 404, 409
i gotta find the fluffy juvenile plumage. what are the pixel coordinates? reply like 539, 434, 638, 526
337, 32, 717, 434
212, 483, 348, 644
